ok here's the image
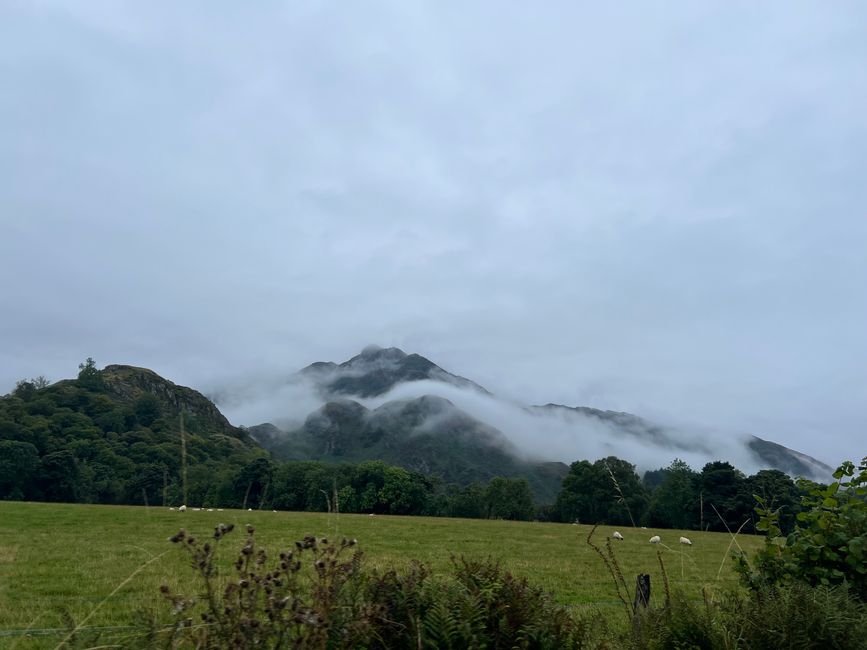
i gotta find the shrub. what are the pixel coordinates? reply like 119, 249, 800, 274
160, 525, 374, 648
734, 457, 867, 600
160, 524, 609, 649
719, 582, 867, 649
626, 590, 726, 650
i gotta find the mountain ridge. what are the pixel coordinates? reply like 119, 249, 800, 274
248, 346, 832, 486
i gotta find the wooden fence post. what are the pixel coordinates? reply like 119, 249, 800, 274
633, 574, 651, 612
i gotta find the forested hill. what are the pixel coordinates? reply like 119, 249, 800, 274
254, 395, 569, 503
0, 360, 265, 505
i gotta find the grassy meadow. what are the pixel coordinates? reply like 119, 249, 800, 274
0, 501, 763, 647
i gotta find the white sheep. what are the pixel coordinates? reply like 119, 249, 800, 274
649, 535, 661, 544
679, 536, 692, 545
178, 504, 187, 512
612, 531, 624, 540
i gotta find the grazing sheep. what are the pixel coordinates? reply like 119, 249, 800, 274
178, 505, 187, 512
169, 507, 176, 511
649, 535, 661, 544
207, 508, 214, 512
679, 536, 692, 545
612, 531, 624, 540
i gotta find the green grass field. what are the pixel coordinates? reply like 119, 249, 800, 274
0, 502, 763, 647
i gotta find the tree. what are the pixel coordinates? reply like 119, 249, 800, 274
553, 457, 646, 525
446, 482, 486, 519
233, 458, 275, 510
32, 375, 50, 389
700, 461, 747, 532
646, 459, 698, 529
13, 380, 36, 402
77, 358, 105, 392
38, 450, 81, 502
743, 469, 799, 534
0, 440, 40, 499
485, 477, 534, 521
134, 393, 162, 428
554, 460, 596, 523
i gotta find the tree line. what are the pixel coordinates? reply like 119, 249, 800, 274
553, 456, 804, 533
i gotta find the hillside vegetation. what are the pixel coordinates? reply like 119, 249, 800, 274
0, 360, 265, 507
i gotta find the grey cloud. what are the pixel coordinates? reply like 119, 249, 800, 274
1, 2, 865, 466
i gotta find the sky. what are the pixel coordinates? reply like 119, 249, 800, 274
1, 2, 865, 466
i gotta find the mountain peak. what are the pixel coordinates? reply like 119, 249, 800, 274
350, 345, 407, 364
298, 347, 490, 398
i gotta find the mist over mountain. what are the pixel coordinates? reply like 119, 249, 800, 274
252, 393, 567, 502
220, 347, 833, 496
300, 345, 490, 398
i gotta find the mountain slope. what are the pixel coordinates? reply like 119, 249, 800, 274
533, 403, 833, 479
254, 395, 568, 503
102, 364, 247, 440
248, 347, 832, 485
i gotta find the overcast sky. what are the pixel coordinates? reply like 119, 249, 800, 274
1, 2, 865, 466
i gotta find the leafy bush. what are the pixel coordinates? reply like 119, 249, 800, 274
734, 457, 867, 600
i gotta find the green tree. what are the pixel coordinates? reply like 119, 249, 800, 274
0, 440, 40, 499
647, 459, 699, 529
554, 457, 646, 525
485, 477, 534, 520
38, 450, 81, 502
699, 461, 746, 532
234, 458, 275, 509
13, 380, 36, 402
743, 469, 799, 534
134, 393, 162, 427
77, 357, 105, 392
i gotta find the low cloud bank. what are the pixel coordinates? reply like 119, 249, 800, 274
215, 371, 765, 475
